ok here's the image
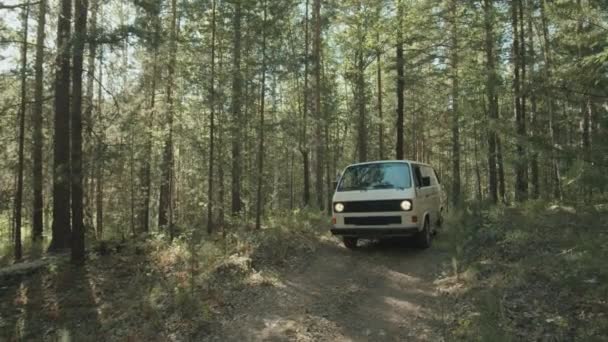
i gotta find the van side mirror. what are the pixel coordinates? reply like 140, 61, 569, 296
421, 176, 431, 187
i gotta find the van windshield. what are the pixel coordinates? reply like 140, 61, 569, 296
338, 162, 412, 191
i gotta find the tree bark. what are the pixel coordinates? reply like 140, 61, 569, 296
140, 16, 160, 233
376, 32, 384, 160
301, 0, 311, 207
83, 0, 98, 231
14, 0, 30, 261
313, 0, 323, 210
31, 0, 45, 241
449, 0, 460, 207
540, 0, 561, 199
49, 0, 72, 251
95, 158, 104, 239
473, 123, 482, 202
526, 1, 539, 199
231, 0, 243, 215
483, 0, 498, 204
217, 39, 226, 231
513, 0, 528, 202
356, 50, 367, 162
395, 0, 404, 160
497, 132, 506, 203
158, 0, 178, 239
255, 1, 267, 230
207, 0, 217, 234
94, 36, 104, 240
70, 0, 88, 263
576, 0, 591, 199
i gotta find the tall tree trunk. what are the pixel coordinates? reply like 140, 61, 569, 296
217, 40, 226, 231
582, 98, 591, 161
302, 149, 310, 205
497, 132, 507, 203
159, 0, 178, 238
356, 50, 367, 162
540, 0, 561, 199
376, 32, 384, 160
323, 60, 332, 212
49, 0, 72, 251
473, 123, 483, 202
395, 0, 404, 160
207, 0, 217, 234
95, 158, 104, 239
513, 0, 528, 202
218, 104, 226, 230
95, 39, 104, 240
129, 123, 135, 237
140, 21, 160, 233
576, 0, 591, 199
119, 5, 134, 236
313, 0, 323, 210
255, 1, 267, 230
84, 0, 98, 231
483, 0, 498, 204
325, 118, 332, 212
14, 1, 30, 260
301, 0, 311, 207
231, 0, 243, 215
31, 0, 45, 241
526, 2, 539, 199
449, 0, 460, 207
71, 0, 88, 263
289, 150, 294, 209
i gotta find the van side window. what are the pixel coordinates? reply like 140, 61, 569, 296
420, 166, 435, 187
412, 164, 422, 187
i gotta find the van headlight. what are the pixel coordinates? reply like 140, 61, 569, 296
400, 200, 412, 211
334, 202, 345, 213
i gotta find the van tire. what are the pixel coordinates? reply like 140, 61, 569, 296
343, 237, 358, 249
415, 219, 431, 249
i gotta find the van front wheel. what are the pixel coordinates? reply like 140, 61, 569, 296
343, 237, 358, 249
415, 219, 431, 249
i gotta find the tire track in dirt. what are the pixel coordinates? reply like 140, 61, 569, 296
207, 236, 451, 342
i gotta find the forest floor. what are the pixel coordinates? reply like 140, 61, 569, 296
0, 204, 607, 341
205, 237, 451, 341
0, 213, 455, 341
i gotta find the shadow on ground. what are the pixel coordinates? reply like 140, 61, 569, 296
208, 236, 451, 341
0, 262, 103, 340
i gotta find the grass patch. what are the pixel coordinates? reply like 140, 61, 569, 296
0, 209, 329, 340
442, 201, 608, 341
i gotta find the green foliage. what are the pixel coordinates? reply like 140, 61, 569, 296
1, 0, 607, 248
445, 202, 608, 340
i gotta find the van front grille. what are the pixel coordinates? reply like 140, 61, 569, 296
344, 216, 401, 226
340, 200, 403, 213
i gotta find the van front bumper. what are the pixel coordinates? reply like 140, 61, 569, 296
330, 226, 420, 238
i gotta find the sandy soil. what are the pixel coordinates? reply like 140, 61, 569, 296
207, 236, 451, 342
0, 234, 452, 341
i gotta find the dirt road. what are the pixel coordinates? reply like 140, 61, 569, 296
207, 236, 452, 342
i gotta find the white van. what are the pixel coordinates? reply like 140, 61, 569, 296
331, 160, 444, 249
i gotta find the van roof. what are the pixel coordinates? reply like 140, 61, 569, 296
346, 160, 432, 167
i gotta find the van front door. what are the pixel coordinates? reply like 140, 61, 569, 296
413, 164, 431, 224
421, 166, 441, 224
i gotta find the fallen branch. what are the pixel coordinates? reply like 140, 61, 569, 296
0, 253, 68, 281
